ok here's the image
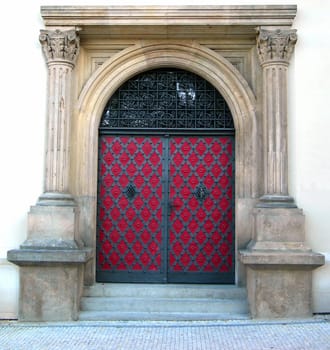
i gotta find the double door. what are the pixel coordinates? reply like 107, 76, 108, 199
96, 135, 234, 283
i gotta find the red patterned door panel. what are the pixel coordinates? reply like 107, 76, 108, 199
97, 136, 164, 282
97, 135, 234, 284
168, 136, 234, 283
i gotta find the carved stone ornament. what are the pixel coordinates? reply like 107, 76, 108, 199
39, 29, 80, 65
257, 29, 297, 65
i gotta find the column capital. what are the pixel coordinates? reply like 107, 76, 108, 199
39, 29, 80, 66
257, 28, 297, 66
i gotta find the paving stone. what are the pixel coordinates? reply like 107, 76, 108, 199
0, 319, 329, 350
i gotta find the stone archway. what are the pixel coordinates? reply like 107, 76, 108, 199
73, 41, 258, 285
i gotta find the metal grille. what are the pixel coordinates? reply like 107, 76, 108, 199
100, 69, 234, 130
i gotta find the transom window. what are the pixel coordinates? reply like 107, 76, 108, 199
100, 69, 234, 132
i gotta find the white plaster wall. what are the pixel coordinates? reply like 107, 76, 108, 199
288, 1, 330, 312
0, 0, 329, 318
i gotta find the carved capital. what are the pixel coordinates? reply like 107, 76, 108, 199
39, 29, 80, 66
257, 29, 297, 65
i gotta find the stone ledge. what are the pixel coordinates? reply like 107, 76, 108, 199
7, 248, 93, 266
239, 249, 325, 268
40, 5, 297, 27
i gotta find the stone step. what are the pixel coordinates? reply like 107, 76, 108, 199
79, 284, 249, 321
83, 283, 247, 299
80, 296, 249, 314
79, 311, 250, 321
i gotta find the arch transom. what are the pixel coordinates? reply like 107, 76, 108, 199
100, 68, 234, 131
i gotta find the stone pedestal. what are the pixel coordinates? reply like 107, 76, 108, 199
22, 204, 81, 249
241, 250, 324, 318
7, 199, 92, 321
244, 264, 314, 318
240, 207, 324, 318
7, 249, 92, 321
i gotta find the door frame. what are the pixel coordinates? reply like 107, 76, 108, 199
75, 41, 258, 286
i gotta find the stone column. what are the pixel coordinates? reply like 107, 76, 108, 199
239, 28, 324, 318
257, 28, 297, 208
7, 29, 91, 321
38, 29, 79, 205
20, 29, 81, 250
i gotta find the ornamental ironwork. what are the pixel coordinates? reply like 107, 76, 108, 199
97, 135, 235, 283
100, 69, 234, 130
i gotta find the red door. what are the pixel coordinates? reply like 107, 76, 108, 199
97, 135, 234, 283
168, 137, 234, 283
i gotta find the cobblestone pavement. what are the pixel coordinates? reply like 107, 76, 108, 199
0, 318, 329, 350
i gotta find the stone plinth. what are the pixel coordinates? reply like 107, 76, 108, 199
239, 207, 325, 318
7, 248, 92, 321
240, 250, 324, 318
249, 207, 307, 250
7, 197, 91, 321
22, 203, 81, 250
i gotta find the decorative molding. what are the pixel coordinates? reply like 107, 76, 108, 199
39, 29, 80, 65
257, 29, 297, 65
40, 5, 297, 27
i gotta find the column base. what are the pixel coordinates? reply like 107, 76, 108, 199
257, 194, 297, 208
239, 249, 324, 318
37, 191, 76, 207
22, 196, 83, 250
6, 190, 92, 321
239, 205, 324, 318
7, 248, 92, 321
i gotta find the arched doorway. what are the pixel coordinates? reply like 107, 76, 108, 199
75, 41, 258, 287
96, 68, 235, 284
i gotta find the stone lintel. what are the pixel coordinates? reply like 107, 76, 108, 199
7, 248, 92, 266
40, 5, 297, 28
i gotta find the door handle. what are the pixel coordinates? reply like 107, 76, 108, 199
193, 185, 208, 201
